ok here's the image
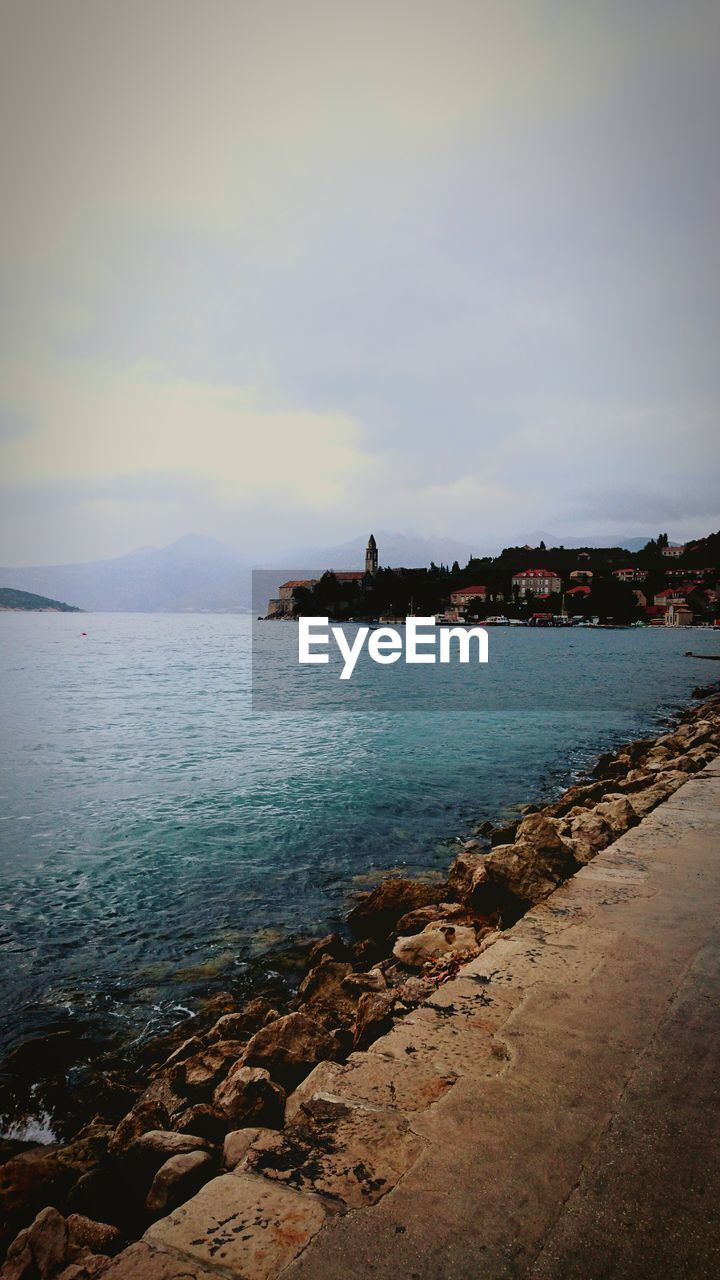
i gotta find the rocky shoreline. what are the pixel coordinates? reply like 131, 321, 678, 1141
2, 682, 720, 1279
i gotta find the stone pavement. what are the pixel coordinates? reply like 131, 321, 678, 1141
104, 763, 720, 1280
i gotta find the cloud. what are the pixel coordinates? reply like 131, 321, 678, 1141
0, 2, 654, 262
1, 2, 719, 561
0, 356, 372, 496
0, 408, 31, 441
0, 354, 379, 561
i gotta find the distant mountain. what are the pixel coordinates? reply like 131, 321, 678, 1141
519, 532, 657, 554
289, 530, 661, 567
284, 530, 482, 570
0, 587, 81, 612
0, 535, 252, 613
0, 529, 687, 613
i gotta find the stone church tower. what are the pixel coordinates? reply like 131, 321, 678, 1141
365, 533, 378, 576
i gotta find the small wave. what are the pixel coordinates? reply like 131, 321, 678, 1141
1, 1108, 57, 1145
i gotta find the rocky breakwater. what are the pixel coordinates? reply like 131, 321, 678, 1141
1, 688, 719, 1279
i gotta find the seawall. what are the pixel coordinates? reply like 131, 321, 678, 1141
113, 756, 720, 1280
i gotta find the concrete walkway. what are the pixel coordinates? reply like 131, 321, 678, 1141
106, 763, 720, 1280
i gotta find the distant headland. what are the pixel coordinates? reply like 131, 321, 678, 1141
0, 587, 81, 612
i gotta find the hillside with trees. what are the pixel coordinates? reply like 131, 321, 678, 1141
288, 531, 720, 626
0, 588, 81, 612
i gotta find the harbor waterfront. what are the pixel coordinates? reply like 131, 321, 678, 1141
1, 613, 718, 1131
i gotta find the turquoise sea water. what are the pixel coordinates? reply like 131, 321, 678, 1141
0, 613, 717, 1075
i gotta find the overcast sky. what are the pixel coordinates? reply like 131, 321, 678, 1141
1, 0, 719, 565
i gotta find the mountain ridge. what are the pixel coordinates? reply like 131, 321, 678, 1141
0, 530, 684, 612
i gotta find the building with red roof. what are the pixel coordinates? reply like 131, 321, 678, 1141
654, 587, 686, 606
511, 568, 561, 598
267, 535, 379, 616
450, 585, 487, 606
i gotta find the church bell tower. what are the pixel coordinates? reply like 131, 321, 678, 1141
365, 533, 378, 576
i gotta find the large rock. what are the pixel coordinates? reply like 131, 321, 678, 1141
125, 1131, 210, 1174
514, 811, 574, 850
56, 1255, 111, 1280
347, 878, 444, 939
82, 1074, 141, 1125
564, 810, 614, 864
684, 722, 718, 750
212, 1066, 285, 1128
222, 1128, 269, 1172
0, 1128, 111, 1255
131, 1075, 186, 1123
241, 1013, 337, 1089
490, 820, 519, 847
172, 1041, 245, 1097
55, 1254, 110, 1274
544, 780, 608, 817
643, 744, 675, 771
2, 1206, 68, 1280
349, 937, 386, 968
478, 813, 577, 914
108, 1103, 170, 1159
655, 769, 690, 793
66, 1216, 122, 1257
353, 990, 396, 1049
446, 852, 486, 904
662, 755, 701, 774
174, 1104, 227, 1144
398, 975, 437, 1007
341, 968, 387, 995
65, 1167, 130, 1230
160, 1037, 201, 1070
394, 904, 443, 934
296, 959, 357, 1027
134, 993, 236, 1072
392, 923, 478, 970
145, 1151, 214, 1217
206, 999, 279, 1043
593, 794, 639, 838
620, 770, 659, 793
630, 780, 681, 818
305, 933, 350, 969
592, 749, 638, 780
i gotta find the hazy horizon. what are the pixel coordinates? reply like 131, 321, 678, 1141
2, 1, 719, 565
0, 523, 706, 573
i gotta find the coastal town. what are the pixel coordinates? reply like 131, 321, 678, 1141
266, 531, 720, 627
